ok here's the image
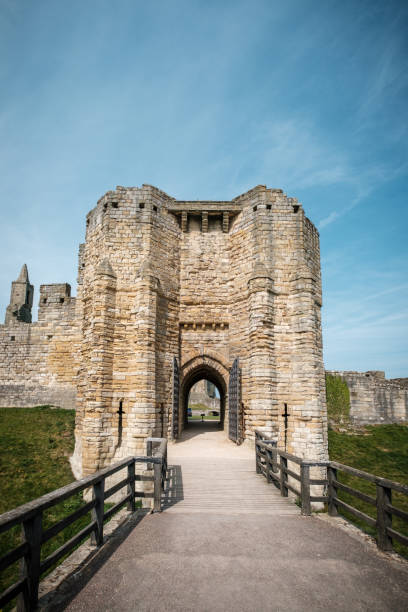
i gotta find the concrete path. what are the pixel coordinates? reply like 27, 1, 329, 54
63, 424, 408, 611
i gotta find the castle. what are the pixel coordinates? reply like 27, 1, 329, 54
0, 184, 329, 478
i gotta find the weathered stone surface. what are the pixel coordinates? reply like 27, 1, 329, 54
1, 184, 329, 478
327, 370, 408, 424
0, 276, 80, 409
5, 263, 34, 324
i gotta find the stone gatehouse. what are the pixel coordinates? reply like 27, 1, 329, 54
0, 184, 328, 477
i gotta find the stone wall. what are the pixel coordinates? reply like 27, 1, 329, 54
326, 370, 408, 424
72, 185, 181, 476
189, 380, 220, 411
0, 184, 329, 482
69, 184, 328, 478
0, 285, 80, 409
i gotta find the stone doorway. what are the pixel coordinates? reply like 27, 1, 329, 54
178, 360, 228, 438
187, 379, 221, 426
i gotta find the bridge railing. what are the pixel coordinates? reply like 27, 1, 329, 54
0, 437, 167, 612
255, 430, 408, 554
255, 430, 329, 516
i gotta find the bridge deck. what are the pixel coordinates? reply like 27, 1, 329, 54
164, 423, 298, 515
62, 424, 408, 612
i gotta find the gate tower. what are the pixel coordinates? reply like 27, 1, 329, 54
71, 184, 328, 477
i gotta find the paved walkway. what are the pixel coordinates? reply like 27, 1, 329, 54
62, 424, 408, 611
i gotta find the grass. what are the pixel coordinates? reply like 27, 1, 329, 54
0, 406, 90, 607
188, 402, 220, 421
328, 425, 408, 556
188, 415, 220, 421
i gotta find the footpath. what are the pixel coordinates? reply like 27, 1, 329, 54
60, 424, 408, 611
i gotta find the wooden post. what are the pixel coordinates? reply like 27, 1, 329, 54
17, 512, 42, 611
127, 461, 136, 512
376, 483, 393, 551
272, 447, 278, 474
327, 465, 338, 516
153, 462, 162, 512
146, 439, 153, 470
91, 479, 105, 546
300, 463, 311, 515
266, 447, 272, 483
280, 455, 288, 497
255, 441, 262, 474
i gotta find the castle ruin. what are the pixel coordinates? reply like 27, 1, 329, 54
0, 184, 329, 477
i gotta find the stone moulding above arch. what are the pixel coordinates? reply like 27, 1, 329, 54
180, 351, 230, 392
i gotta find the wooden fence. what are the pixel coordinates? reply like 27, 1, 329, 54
255, 430, 328, 516
255, 430, 408, 554
0, 437, 167, 612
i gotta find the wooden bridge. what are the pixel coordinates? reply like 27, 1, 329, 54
163, 424, 299, 516
1, 423, 408, 611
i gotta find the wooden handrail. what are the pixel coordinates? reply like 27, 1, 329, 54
0, 437, 167, 612
255, 430, 408, 554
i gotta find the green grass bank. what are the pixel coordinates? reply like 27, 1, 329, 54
0, 406, 88, 606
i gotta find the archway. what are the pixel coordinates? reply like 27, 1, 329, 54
178, 356, 229, 437
187, 379, 221, 425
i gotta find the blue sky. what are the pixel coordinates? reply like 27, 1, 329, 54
0, 0, 407, 377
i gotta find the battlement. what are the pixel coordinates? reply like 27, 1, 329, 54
38, 284, 76, 322
83, 184, 319, 240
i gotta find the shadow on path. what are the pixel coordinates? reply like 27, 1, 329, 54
175, 420, 223, 441
161, 465, 184, 510
39, 510, 149, 611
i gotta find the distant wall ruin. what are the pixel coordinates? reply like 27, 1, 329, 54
326, 370, 408, 425
0, 271, 80, 409
189, 380, 220, 411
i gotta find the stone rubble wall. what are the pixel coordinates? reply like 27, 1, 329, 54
0, 293, 80, 408
326, 370, 408, 424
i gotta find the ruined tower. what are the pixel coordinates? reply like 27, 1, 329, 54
5, 264, 34, 324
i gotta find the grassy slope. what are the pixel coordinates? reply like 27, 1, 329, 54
0, 406, 76, 513
0, 407, 88, 601
328, 421, 408, 555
